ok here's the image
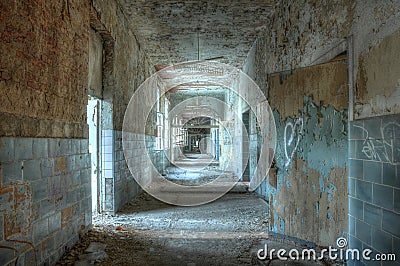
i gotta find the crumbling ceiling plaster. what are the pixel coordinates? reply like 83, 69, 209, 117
118, 0, 275, 68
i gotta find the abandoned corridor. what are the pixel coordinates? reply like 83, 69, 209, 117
0, 1, 399, 266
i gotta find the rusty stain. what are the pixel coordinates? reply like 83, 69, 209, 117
0, 186, 14, 202
1, 181, 38, 265
56, 195, 64, 204
4, 212, 22, 238
55, 156, 67, 173
3, 238, 37, 266
0, 244, 18, 253
13, 183, 31, 211
61, 206, 72, 227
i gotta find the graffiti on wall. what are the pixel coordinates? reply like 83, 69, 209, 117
354, 122, 400, 165
284, 117, 303, 167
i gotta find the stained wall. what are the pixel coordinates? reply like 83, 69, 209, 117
0, 0, 164, 264
265, 61, 348, 247
347, 2, 400, 263
0, 1, 91, 264
244, 0, 400, 252
241, 0, 353, 247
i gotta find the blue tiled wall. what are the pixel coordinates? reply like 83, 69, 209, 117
110, 131, 170, 213
0, 137, 91, 265
348, 114, 400, 265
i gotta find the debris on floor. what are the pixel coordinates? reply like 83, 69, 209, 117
56, 193, 343, 265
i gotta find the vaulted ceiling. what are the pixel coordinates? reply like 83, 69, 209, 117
119, 0, 276, 68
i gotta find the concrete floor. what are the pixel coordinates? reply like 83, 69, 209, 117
165, 155, 222, 186
56, 192, 339, 266
146, 154, 246, 206
56, 158, 341, 266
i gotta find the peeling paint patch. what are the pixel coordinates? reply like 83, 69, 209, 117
263, 58, 348, 247
268, 60, 348, 119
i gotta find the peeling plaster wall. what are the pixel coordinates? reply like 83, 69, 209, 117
243, 0, 400, 249
268, 61, 348, 119
245, 0, 400, 118
355, 30, 400, 118
355, 31, 400, 118
243, 57, 350, 247
0, 1, 91, 264
263, 61, 349, 247
243, 0, 353, 97
244, 26, 350, 247
347, 1, 400, 262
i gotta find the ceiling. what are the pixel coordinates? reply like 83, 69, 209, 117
119, 0, 276, 68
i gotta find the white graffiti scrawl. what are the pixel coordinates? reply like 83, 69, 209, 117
284, 117, 304, 167
353, 122, 400, 165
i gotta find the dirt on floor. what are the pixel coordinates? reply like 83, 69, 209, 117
56, 193, 342, 266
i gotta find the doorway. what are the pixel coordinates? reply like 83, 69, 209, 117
242, 110, 250, 181
87, 97, 101, 215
